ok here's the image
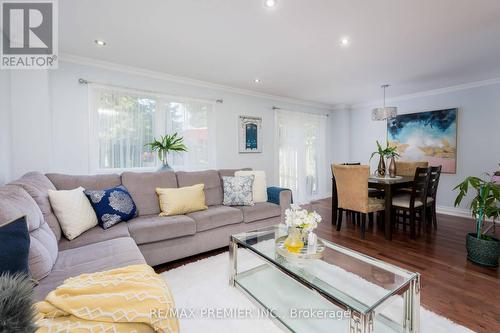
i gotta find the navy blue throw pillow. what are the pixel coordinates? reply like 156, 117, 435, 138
0, 216, 30, 275
84, 186, 137, 229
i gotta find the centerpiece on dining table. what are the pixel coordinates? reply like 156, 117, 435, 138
276, 204, 325, 260
370, 140, 400, 178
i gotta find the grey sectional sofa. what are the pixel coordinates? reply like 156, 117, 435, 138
0, 169, 291, 301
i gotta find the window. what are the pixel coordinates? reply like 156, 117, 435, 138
89, 86, 215, 172
163, 99, 215, 171
276, 110, 328, 203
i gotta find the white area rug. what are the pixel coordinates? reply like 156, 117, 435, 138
161, 251, 475, 333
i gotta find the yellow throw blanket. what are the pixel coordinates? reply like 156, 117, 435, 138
36, 264, 179, 333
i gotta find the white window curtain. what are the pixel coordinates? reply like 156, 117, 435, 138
276, 109, 328, 203
89, 85, 215, 173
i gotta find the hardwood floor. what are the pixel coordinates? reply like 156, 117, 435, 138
309, 198, 499, 333
156, 198, 500, 333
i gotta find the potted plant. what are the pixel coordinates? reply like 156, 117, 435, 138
370, 140, 400, 177
385, 144, 400, 178
145, 133, 187, 171
454, 174, 500, 267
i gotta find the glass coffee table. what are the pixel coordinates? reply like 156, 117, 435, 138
229, 225, 420, 333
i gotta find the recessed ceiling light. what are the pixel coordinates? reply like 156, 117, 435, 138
340, 37, 350, 46
94, 39, 106, 47
254, 78, 261, 83
264, 0, 277, 8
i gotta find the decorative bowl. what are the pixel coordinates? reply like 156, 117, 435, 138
275, 235, 325, 261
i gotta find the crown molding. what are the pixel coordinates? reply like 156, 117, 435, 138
59, 53, 336, 111
351, 77, 500, 110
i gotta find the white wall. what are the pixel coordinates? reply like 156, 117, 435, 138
329, 108, 351, 164
349, 82, 500, 212
10, 71, 53, 177
2, 60, 340, 194
0, 72, 11, 185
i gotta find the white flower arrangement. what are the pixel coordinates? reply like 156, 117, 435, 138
284, 204, 322, 232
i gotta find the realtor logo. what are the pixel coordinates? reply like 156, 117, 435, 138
1, 0, 58, 69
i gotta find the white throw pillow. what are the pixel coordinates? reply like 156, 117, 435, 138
235, 170, 268, 203
48, 187, 98, 240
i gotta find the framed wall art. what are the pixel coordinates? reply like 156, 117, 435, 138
239, 115, 262, 153
387, 108, 458, 173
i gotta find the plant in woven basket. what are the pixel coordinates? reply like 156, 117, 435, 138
454, 174, 500, 267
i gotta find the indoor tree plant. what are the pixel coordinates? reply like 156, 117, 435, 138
146, 133, 187, 171
454, 174, 500, 267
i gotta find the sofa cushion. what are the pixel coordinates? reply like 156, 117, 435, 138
58, 223, 130, 251
238, 202, 281, 223
127, 214, 196, 245
0, 185, 58, 281
29, 223, 59, 281
10, 172, 62, 241
187, 205, 243, 232
176, 170, 222, 206
46, 173, 121, 190
121, 171, 177, 216
0, 216, 30, 275
84, 185, 137, 229
34, 237, 145, 301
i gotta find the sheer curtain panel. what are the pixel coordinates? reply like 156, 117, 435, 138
276, 110, 328, 203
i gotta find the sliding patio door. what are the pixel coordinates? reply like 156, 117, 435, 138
276, 110, 328, 203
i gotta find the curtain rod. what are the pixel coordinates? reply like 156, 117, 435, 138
78, 78, 223, 104
272, 106, 329, 117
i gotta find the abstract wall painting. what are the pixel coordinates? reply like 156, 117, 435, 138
239, 115, 262, 153
387, 108, 458, 173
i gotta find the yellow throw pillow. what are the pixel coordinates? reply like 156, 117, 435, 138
156, 184, 208, 216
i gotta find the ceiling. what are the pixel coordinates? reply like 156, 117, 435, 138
59, 0, 500, 106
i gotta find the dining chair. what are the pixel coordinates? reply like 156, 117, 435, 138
395, 161, 429, 177
426, 165, 442, 230
331, 163, 360, 226
392, 167, 432, 239
332, 164, 385, 239
331, 163, 384, 226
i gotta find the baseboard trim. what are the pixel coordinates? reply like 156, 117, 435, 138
436, 205, 470, 218
436, 205, 494, 222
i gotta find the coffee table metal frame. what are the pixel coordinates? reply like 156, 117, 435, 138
229, 228, 420, 333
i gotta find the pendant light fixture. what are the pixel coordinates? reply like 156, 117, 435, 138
372, 84, 397, 121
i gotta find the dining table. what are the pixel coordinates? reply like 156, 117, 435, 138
331, 175, 415, 240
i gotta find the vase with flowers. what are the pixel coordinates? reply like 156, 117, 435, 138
283, 204, 322, 253
370, 140, 400, 177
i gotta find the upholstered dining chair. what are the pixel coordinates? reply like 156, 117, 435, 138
395, 161, 429, 177
332, 165, 385, 239
426, 166, 442, 230
392, 167, 432, 239
331, 163, 360, 226
331, 163, 383, 226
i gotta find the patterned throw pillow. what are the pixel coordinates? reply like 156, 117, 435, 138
84, 186, 137, 229
222, 175, 255, 206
